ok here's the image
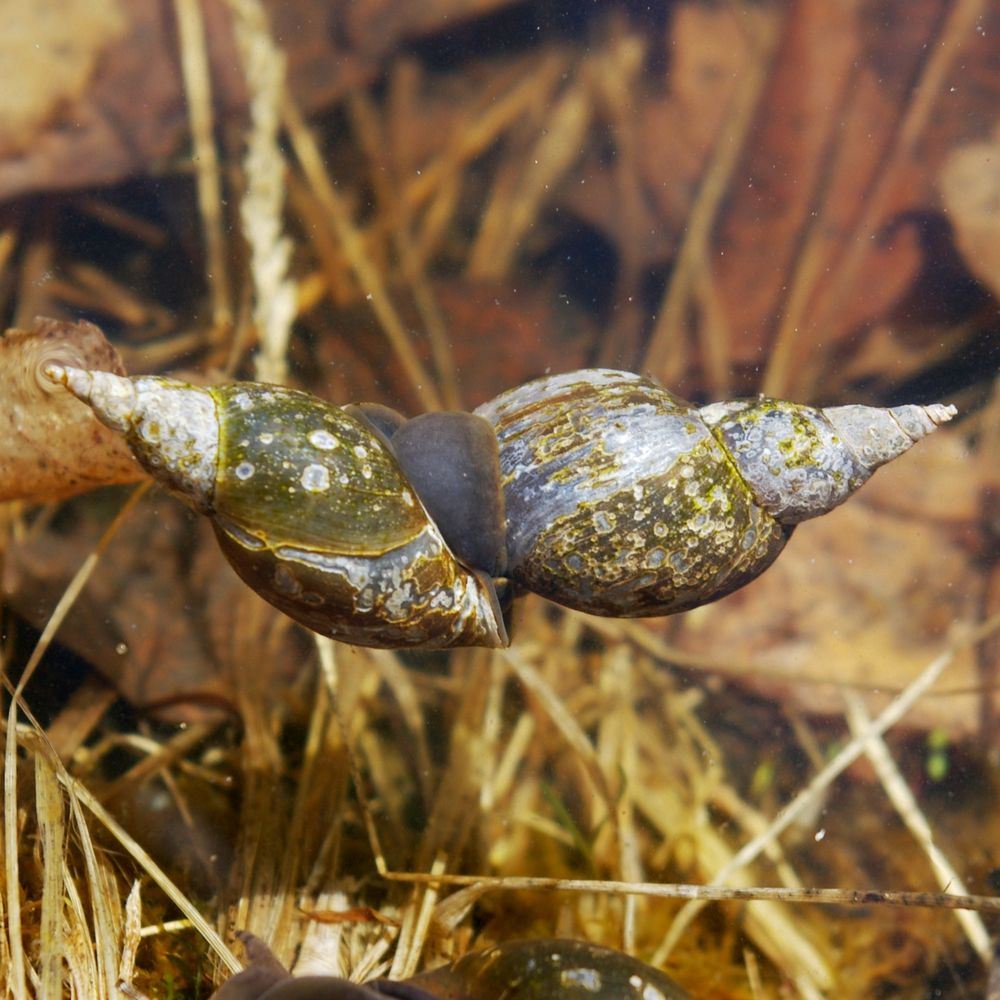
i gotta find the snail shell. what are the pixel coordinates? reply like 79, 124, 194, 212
475, 369, 956, 618
209, 934, 693, 1000
46, 367, 508, 650
403, 938, 694, 1000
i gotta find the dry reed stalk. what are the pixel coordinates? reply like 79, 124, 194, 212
13, 234, 54, 329
93, 721, 218, 804
36, 749, 68, 998
348, 91, 462, 410
468, 77, 592, 279
119, 882, 143, 989
283, 96, 443, 412
377, 870, 1000, 913
767, 0, 988, 399
174, 0, 233, 333
692, 261, 734, 400
64, 263, 168, 330
402, 53, 570, 219
76, 198, 167, 247
588, 27, 648, 369
2, 702, 26, 998
369, 649, 435, 804
844, 691, 991, 962
655, 617, 996, 960
643, 6, 779, 387
2, 485, 147, 997
287, 177, 357, 306
595, 645, 642, 951
226, 653, 293, 961
225, 0, 297, 386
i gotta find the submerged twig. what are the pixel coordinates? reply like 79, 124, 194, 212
657, 618, 999, 959
381, 869, 1000, 913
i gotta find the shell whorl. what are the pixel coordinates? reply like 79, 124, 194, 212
701, 397, 957, 524
45, 364, 508, 650
46, 364, 219, 512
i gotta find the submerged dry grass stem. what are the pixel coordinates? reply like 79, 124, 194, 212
843, 692, 990, 960
174, 0, 232, 334
4, 542, 997, 997
225, 0, 297, 386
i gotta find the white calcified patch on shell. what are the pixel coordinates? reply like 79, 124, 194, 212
703, 397, 956, 525
476, 368, 714, 574
308, 428, 338, 450
703, 400, 862, 523
300, 462, 330, 492
560, 967, 603, 991
477, 368, 788, 616
49, 367, 219, 511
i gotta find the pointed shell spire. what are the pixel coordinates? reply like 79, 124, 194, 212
45, 364, 219, 512
700, 397, 957, 524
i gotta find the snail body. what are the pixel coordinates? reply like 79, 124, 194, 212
46, 369, 508, 650
47, 365, 955, 648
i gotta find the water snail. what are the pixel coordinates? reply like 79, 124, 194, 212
45, 365, 955, 650
210, 934, 695, 1000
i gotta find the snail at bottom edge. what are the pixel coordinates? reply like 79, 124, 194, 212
208, 934, 695, 1000
45, 365, 955, 650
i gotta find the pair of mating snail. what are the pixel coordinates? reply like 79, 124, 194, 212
46, 364, 955, 650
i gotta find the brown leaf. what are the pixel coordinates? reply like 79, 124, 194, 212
2, 492, 308, 723
0, 0, 525, 204
0, 0, 127, 156
0, 318, 144, 502
939, 140, 1000, 300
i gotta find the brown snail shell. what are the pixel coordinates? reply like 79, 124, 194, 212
474, 368, 956, 618
46, 366, 508, 650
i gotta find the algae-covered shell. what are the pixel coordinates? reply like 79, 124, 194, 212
475, 369, 955, 618
47, 366, 508, 650
404, 938, 693, 1000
